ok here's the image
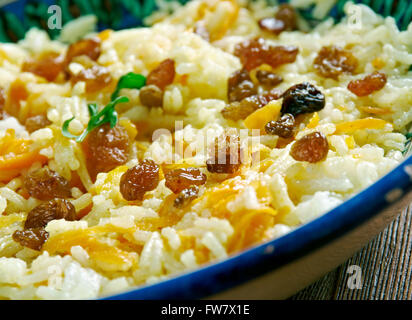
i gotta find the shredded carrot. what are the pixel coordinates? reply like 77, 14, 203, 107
5, 79, 29, 120
358, 106, 392, 115
227, 209, 275, 253
43, 226, 137, 272
0, 129, 47, 182
206, 0, 239, 41
307, 112, 319, 129
345, 136, 356, 149
97, 29, 112, 41
119, 119, 138, 141
244, 100, 281, 131
334, 118, 387, 134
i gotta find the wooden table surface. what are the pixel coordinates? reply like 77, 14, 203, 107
290, 204, 412, 300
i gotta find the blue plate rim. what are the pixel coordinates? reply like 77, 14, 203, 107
1, 0, 411, 301
103, 154, 412, 300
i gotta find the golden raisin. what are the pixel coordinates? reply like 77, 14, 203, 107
222, 93, 279, 121
347, 71, 387, 97
258, 4, 297, 35
139, 84, 164, 107
70, 65, 113, 93
24, 199, 76, 229
206, 133, 242, 174
22, 52, 64, 82
146, 59, 176, 90
228, 69, 257, 102
119, 159, 160, 201
256, 70, 283, 87
24, 167, 71, 201
84, 123, 130, 176
6, 79, 28, 118
290, 131, 329, 163
234, 38, 299, 71
265, 113, 295, 138
65, 37, 101, 66
174, 186, 199, 208
12, 228, 49, 251
165, 167, 207, 194
275, 4, 297, 30
314, 46, 358, 80
24, 114, 51, 133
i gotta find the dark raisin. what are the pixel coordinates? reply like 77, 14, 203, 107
256, 70, 283, 87
228, 69, 257, 102
139, 84, 163, 107
265, 113, 295, 138
290, 131, 329, 163
222, 94, 277, 121
119, 159, 160, 201
165, 168, 206, 194
85, 123, 130, 176
25, 199, 76, 229
24, 115, 51, 133
347, 71, 387, 97
258, 4, 297, 35
65, 38, 101, 66
24, 167, 71, 201
281, 82, 325, 116
314, 46, 358, 80
174, 186, 199, 208
146, 59, 175, 90
22, 52, 64, 82
206, 133, 242, 174
234, 38, 298, 71
12, 228, 49, 251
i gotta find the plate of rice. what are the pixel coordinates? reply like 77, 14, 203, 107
0, 0, 412, 300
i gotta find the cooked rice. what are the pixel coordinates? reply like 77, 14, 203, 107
0, 0, 411, 299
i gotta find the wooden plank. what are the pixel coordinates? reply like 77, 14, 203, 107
291, 205, 412, 300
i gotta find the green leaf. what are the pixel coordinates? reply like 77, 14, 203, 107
61, 96, 129, 143
111, 72, 146, 100
109, 111, 118, 128
62, 117, 79, 139
88, 103, 99, 116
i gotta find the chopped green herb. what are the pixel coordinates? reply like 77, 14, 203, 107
62, 71, 146, 142
111, 72, 146, 100
402, 132, 412, 155
62, 96, 129, 142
